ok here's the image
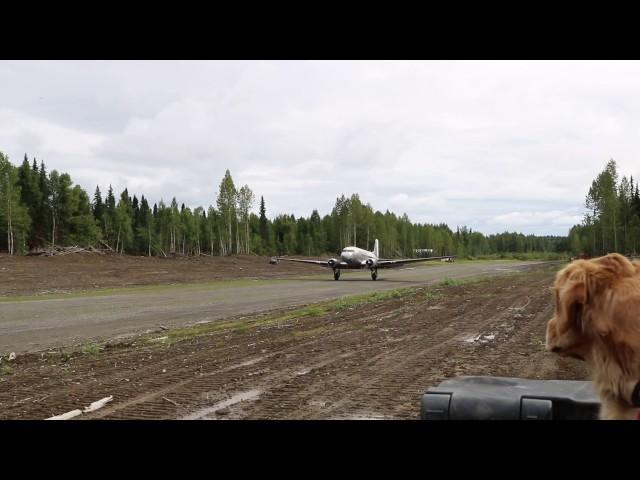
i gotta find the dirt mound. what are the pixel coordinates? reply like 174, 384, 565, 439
0, 253, 313, 297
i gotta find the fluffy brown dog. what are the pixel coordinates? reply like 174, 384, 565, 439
546, 253, 640, 420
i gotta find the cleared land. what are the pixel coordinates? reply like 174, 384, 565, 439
0, 253, 314, 297
0, 260, 588, 420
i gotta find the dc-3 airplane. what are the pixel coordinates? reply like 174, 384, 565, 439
270, 239, 455, 281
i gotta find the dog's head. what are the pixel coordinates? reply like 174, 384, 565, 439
545, 253, 637, 361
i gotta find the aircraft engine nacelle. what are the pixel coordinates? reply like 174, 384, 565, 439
366, 258, 377, 268
328, 258, 339, 268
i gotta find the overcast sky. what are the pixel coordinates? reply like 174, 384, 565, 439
0, 60, 638, 236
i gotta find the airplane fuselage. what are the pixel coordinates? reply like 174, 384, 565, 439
337, 246, 377, 269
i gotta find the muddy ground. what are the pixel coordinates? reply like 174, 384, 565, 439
0, 253, 312, 297
0, 262, 588, 420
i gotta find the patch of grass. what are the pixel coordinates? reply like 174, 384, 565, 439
476, 292, 497, 298
1, 364, 14, 375
81, 344, 103, 356
278, 304, 329, 322
292, 325, 331, 339
150, 317, 264, 344
439, 276, 492, 288
331, 288, 417, 312
422, 290, 445, 301
59, 348, 75, 362
440, 277, 465, 287
456, 252, 568, 262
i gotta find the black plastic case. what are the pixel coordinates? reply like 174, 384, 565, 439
421, 376, 600, 420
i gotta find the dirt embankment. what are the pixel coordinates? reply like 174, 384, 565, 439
0, 263, 588, 420
0, 253, 313, 297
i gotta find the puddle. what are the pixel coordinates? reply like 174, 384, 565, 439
331, 412, 389, 420
461, 333, 496, 344
463, 334, 481, 343
182, 389, 263, 420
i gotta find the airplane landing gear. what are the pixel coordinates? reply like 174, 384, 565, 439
371, 269, 378, 281
333, 269, 341, 281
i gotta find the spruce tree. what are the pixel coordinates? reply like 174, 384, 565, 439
259, 195, 269, 252
93, 186, 104, 228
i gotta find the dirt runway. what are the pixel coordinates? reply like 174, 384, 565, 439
1, 259, 547, 354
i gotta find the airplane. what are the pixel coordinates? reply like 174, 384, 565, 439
270, 239, 455, 281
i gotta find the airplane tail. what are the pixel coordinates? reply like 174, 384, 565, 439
373, 239, 379, 257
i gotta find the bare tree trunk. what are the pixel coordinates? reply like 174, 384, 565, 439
52, 214, 56, 250
613, 208, 617, 252
148, 223, 151, 257
246, 219, 250, 254
353, 222, 356, 248
7, 178, 13, 255
235, 219, 240, 254
218, 223, 225, 256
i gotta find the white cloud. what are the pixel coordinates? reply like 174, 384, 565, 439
1, 60, 639, 236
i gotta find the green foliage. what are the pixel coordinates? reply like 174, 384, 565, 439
0, 152, 31, 254
0, 152, 573, 258
571, 159, 640, 256
81, 343, 103, 356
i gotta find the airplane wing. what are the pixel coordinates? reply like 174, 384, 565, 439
375, 256, 455, 268
270, 257, 349, 268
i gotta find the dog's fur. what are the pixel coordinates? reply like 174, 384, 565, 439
546, 253, 640, 419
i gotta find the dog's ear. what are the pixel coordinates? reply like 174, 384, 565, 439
554, 263, 588, 334
591, 253, 636, 283
553, 255, 635, 337
585, 253, 636, 306
579, 254, 635, 337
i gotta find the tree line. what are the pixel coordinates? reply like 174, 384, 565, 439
568, 159, 640, 256
0, 150, 568, 258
